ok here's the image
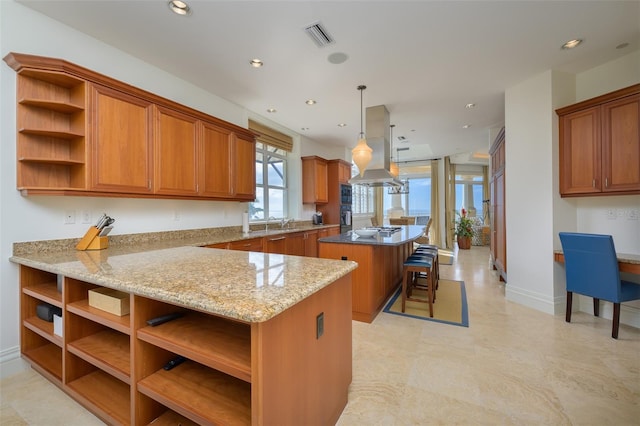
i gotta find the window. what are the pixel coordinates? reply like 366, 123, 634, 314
383, 176, 431, 218
455, 172, 484, 219
350, 164, 375, 215
250, 142, 287, 220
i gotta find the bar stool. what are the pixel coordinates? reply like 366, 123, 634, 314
414, 245, 439, 290
401, 254, 437, 317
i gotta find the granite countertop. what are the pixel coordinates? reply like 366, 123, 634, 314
318, 225, 425, 246
10, 223, 355, 323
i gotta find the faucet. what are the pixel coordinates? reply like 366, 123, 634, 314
266, 216, 277, 232
281, 217, 293, 229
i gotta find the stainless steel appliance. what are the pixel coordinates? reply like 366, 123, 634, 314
312, 212, 323, 225
339, 184, 352, 233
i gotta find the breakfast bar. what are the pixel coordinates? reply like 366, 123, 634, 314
10, 244, 357, 426
318, 225, 424, 323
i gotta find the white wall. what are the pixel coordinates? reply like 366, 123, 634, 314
504, 71, 558, 314
0, 1, 305, 377
504, 50, 640, 327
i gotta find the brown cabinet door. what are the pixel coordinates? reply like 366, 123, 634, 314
559, 106, 601, 195
89, 84, 153, 193
265, 236, 286, 254
602, 94, 640, 193
302, 156, 328, 204
286, 232, 306, 256
200, 121, 233, 197
154, 106, 198, 195
233, 133, 256, 200
304, 231, 319, 257
229, 237, 263, 252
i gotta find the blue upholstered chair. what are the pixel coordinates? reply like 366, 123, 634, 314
559, 232, 640, 339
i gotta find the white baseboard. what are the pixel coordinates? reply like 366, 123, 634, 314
0, 346, 28, 380
505, 285, 561, 315
506, 286, 640, 329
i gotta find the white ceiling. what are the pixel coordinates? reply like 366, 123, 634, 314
18, 0, 640, 163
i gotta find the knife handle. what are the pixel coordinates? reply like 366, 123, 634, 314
76, 226, 100, 250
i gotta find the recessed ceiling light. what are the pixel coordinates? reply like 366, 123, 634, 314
249, 59, 263, 68
168, 0, 191, 16
465, 103, 476, 109
463, 124, 471, 129
266, 108, 276, 113
327, 52, 349, 64
338, 123, 347, 127
616, 42, 629, 50
301, 127, 310, 131
561, 39, 583, 50
305, 99, 317, 105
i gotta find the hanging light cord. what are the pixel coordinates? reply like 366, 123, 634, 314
358, 85, 366, 139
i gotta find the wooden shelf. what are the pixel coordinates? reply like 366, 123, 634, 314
19, 128, 84, 139
137, 312, 251, 382
23, 342, 62, 382
19, 157, 85, 165
66, 370, 130, 426
23, 316, 62, 347
148, 410, 199, 426
19, 98, 84, 113
67, 329, 130, 384
18, 68, 84, 88
22, 282, 62, 307
138, 361, 251, 426
67, 299, 130, 335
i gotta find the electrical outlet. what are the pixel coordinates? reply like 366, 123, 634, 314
173, 210, 180, 221
606, 209, 616, 220
81, 210, 92, 224
64, 210, 76, 224
627, 209, 639, 221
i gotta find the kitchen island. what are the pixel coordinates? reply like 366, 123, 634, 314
318, 225, 424, 323
10, 244, 357, 425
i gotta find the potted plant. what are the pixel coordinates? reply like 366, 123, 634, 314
454, 208, 475, 249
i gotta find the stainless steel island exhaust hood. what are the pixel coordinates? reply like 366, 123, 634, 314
349, 105, 403, 187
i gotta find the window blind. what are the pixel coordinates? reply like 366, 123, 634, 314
248, 120, 293, 152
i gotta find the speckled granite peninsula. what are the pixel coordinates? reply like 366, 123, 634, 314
11, 225, 356, 425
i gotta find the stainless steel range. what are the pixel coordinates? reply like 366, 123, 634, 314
365, 226, 402, 237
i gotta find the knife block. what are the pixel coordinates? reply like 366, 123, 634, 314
76, 226, 109, 251
87, 236, 109, 250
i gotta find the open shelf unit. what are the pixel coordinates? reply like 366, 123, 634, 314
17, 262, 352, 425
16, 69, 87, 190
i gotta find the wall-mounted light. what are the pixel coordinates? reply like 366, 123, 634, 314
351, 85, 372, 177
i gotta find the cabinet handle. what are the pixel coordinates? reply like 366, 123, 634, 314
592, 179, 595, 188
269, 237, 286, 241
605, 178, 608, 188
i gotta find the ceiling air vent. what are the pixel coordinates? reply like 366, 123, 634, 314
304, 21, 335, 47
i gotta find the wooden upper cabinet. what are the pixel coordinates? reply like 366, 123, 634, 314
557, 84, 640, 197
334, 160, 352, 184
200, 122, 256, 200
200, 121, 233, 197
302, 156, 328, 204
154, 106, 198, 196
232, 133, 256, 200
89, 84, 153, 193
559, 106, 601, 195
4, 52, 256, 201
602, 94, 640, 193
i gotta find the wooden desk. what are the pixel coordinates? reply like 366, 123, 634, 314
554, 251, 640, 275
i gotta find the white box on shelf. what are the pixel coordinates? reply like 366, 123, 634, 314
53, 314, 63, 337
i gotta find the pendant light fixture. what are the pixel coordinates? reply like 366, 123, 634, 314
351, 85, 372, 177
389, 124, 399, 178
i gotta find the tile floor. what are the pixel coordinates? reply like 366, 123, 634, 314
2, 246, 639, 425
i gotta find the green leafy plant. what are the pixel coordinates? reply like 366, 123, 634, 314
454, 208, 475, 238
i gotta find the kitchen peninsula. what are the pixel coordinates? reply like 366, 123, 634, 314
318, 225, 424, 323
10, 231, 356, 426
